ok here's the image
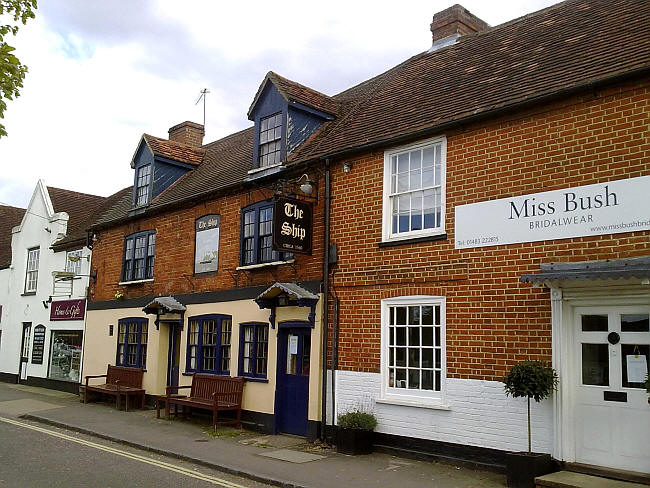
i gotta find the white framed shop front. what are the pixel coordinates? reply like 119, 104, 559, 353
524, 264, 650, 474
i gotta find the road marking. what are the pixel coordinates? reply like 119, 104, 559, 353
0, 416, 250, 488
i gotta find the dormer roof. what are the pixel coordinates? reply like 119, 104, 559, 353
133, 134, 205, 168
248, 71, 340, 119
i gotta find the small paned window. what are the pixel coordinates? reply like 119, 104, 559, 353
122, 231, 155, 282
382, 296, 446, 404
116, 318, 148, 368
259, 113, 282, 167
135, 164, 152, 206
186, 315, 232, 375
25, 247, 40, 293
240, 201, 292, 266
239, 322, 269, 378
65, 249, 82, 275
383, 137, 446, 242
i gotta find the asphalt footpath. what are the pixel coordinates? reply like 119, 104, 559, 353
0, 383, 505, 488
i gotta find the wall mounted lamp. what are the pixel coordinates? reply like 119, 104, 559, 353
68, 254, 90, 263
296, 174, 315, 196
342, 162, 353, 173
42, 296, 52, 309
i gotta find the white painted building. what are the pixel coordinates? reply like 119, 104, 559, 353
0, 180, 106, 392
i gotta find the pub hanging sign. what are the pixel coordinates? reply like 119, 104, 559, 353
273, 196, 313, 255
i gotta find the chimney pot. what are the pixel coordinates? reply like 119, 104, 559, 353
430, 4, 488, 44
168, 121, 204, 147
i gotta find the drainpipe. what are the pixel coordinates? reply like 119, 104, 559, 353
320, 159, 331, 441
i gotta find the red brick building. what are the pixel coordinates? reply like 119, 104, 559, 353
84, 0, 649, 474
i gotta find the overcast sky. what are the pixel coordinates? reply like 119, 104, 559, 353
0, 0, 559, 208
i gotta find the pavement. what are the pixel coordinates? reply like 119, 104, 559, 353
0, 382, 506, 488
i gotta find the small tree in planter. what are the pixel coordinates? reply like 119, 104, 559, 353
503, 361, 558, 488
336, 410, 378, 455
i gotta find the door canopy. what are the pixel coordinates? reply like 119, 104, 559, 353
254, 282, 319, 328
142, 296, 186, 329
521, 256, 650, 287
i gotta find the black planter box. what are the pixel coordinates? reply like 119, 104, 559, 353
506, 452, 554, 488
337, 428, 373, 455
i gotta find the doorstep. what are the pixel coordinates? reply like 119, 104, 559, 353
535, 471, 648, 488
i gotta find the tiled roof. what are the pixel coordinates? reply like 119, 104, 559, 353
69, 186, 133, 238
143, 134, 205, 166
293, 0, 650, 160
0, 204, 26, 269
249, 71, 340, 118
48, 187, 106, 249
93, 0, 650, 228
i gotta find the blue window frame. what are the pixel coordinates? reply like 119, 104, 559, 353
186, 314, 232, 375
122, 230, 156, 282
240, 201, 292, 266
238, 322, 269, 379
258, 113, 283, 168
116, 318, 148, 368
135, 164, 152, 206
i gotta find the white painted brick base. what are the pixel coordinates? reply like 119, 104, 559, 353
334, 370, 553, 454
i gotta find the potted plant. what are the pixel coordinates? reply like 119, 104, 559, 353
503, 361, 558, 488
336, 410, 377, 455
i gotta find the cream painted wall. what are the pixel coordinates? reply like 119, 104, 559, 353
84, 294, 324, 422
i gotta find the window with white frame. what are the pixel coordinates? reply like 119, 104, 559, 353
381, 296, 445, 404
383, 137, 446, 242
65, 249, 83, 275
24, 247, 40, 293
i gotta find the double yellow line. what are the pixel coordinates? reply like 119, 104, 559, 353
0, 416, 251, 488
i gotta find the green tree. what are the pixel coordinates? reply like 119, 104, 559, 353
0, 0, 37, 137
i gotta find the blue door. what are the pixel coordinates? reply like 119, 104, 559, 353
276, 326, 311, 436
166, 323, 181, 387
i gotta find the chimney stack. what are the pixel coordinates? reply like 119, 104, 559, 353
430, 4, 488, 49
168, 121, 204, 147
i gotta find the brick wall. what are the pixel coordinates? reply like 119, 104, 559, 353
328, 77, 650, 380
90, 186, 324, 302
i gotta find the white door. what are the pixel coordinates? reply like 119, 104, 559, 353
573, 306, 650, 473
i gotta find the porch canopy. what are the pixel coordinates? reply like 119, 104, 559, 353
254, 282, 319, 328
521, 256, 650, 285
142, 296, 186, 329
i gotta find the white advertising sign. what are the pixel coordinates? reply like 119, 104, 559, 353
455, 175, 650, 249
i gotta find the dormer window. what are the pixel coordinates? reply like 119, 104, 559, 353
135, 164, 152, 206
259, 113, 283, 167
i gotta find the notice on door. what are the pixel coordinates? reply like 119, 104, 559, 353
289, 335, 298, 354
626, 355, 648, 383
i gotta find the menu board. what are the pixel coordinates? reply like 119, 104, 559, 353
31, 325, 46, 364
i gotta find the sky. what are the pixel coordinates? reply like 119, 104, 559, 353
0, 0, 560, 209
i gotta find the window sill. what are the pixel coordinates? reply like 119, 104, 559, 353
236, 259, 295, 271
247, 162, 283, 175
378, 233, 447, 248
242, 376, 269, 383
118, 278, 154, 286
376, 397, 451, 410
21, 291, 37, 296
182, 372, 230, 377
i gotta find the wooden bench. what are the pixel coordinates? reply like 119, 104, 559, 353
156, 374, 244, 430
84, 365, 145, 411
